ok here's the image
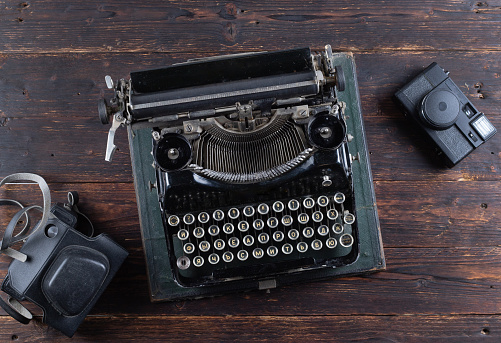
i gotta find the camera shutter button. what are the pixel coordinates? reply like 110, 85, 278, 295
420, 90, 460, 129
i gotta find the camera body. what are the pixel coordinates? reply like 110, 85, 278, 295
395, 62, 496, 167
1, 202, 128, 337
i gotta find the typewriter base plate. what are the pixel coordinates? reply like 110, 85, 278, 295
129, 52, 385, 301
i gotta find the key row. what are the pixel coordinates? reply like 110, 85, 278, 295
182, 232, 354, 255
171, 211, 354, 231
177, 234, 354, 269
167, 194, 348, 226
178, 222, 351, 242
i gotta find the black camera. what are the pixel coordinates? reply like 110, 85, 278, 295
0, 174, 128, 337
395, 62, 496, 167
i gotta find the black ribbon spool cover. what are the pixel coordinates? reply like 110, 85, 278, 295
154, 133, 192, 171
307, 113, 347, 149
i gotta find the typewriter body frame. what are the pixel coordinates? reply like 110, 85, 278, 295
101, 47, 384, 301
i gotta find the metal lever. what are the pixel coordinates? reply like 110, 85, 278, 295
105, 75, 114, 89
105, 113, 125, 162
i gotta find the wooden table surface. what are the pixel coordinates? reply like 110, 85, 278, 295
0, 0, 500, 341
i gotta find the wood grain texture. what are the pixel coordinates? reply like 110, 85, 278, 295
1, 0, 501, 53
0, 315, 500, 342
0, 51, 499, 119
1, 0, 501, 341
1, 115, 499, 182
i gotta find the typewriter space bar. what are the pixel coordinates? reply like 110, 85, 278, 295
212, 257, 315, 280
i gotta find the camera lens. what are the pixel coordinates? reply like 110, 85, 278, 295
420, 89, 460, 130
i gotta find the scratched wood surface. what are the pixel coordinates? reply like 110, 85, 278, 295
0, 0, 500, 342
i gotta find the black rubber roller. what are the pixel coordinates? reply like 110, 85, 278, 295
98, 99, 110, 125
335, 65, 345, 92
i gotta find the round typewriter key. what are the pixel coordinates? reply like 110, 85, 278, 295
237, 250, 249, 261
272, 231, 284, 242
272, 201, 284, 213
257, 203, 269, 215
332, 223, 344, 234
208, 225, 220, 236
327, 208, 338, 220
317, 225, 329, 236
168, 215, 180, 226
214, 238, 225, 250
288, 199, 300, 211
282, 215, 293, 226
258, 232, 269, 244
340, 234, 354, 248
326, 237, 338, 249
238, 221, 249, 232
243, 205, 255, 217
288, 229, 299, 240
177, 256, 190, 270
312, 211, 323, 223
253, 219, 264, 230
303, 197, 315, 209
213, 209, 225, 221
208, 253, 220, 265
193, 227, 204, 239
303, 227, 314, 239
252, 248, 264, 259
183, 213, 195, 225
298, 213, 309, 224
199, 240, 210, 252
312, 239, 323, 250
193, 256, 204, 267
317, 195, 329, 207
267, 246, 279, 257
177, 229, 189, 240
334, 192, 345, 204
183, 243, 195, 254
243, 235, 255, 246
228, 207, 240, 220
222, 251, 234, 263
282, 243, 293, 254
267, 217, 279, 229
228, 236, 240, 248
223, 223, 234, 234
198, 212, 210, 224
297, 242, 308, 253
344, 212, 355, 225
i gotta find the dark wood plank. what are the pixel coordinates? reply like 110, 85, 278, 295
1, 1, 501, 53
376, 181, 501, 247
0, 315, 500, 342
1, 180, 500, 250
3, 243, 501, 316
0, 117, 132, 182
0, 51, 498, 181
90, 246, 501, 316
0, 51, 500, 119
0, 0, 500, 340
1, 115, 499, 182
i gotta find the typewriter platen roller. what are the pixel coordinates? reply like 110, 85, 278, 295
99, 46, 385, 300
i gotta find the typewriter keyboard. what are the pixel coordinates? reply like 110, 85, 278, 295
167, 193, 355, 283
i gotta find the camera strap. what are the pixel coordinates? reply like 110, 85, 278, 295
0, 173, 53, 261
0, 173, 93, 325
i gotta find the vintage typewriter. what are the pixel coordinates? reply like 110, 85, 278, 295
98, 45, 385, 301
